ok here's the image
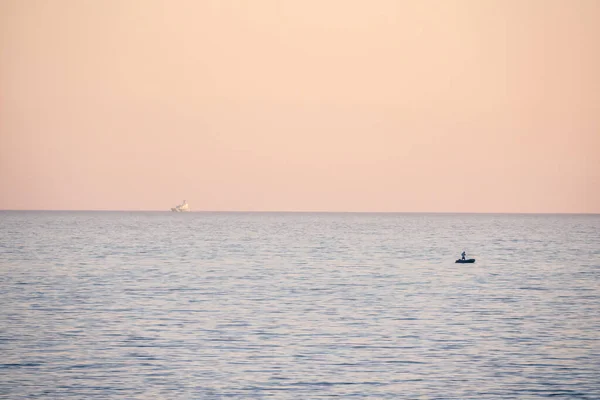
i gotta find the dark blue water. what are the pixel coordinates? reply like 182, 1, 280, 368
1, 212, 599, 398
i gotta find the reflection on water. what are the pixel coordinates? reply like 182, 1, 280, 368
1, 212, 599, 398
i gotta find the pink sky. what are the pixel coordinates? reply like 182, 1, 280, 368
1, 0, 599, 212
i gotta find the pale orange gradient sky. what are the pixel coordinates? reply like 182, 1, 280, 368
1, 0, 599, 212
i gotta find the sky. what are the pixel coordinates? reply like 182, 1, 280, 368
1, 0, 599, 213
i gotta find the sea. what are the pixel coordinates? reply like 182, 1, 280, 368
1, 211, 599, 399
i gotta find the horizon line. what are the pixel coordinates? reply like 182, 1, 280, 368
1, 209, 598, 216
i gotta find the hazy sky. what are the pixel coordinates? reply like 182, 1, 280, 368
1, 0, 599, 212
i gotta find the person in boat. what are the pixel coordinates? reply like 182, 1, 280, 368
461, 251, 466, 260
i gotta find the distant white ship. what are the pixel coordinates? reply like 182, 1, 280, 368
171, 200, 190, 212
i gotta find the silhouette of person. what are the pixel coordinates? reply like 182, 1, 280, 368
461, 251, 466, 260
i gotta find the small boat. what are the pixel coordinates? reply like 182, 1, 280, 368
171, 200, 190, 212
456, 259, 476, 263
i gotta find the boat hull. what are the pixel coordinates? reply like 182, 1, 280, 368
455, 259, 476, 263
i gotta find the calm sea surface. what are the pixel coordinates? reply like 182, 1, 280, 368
1, 211, 599, 399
